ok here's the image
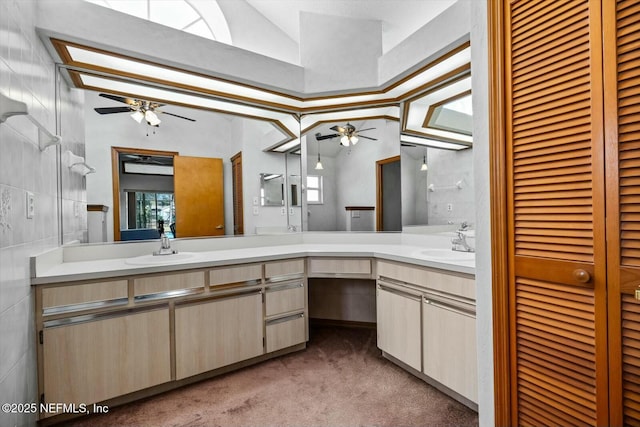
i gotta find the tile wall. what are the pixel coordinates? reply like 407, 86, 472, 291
0, 1, 85, 426
426, 148, 475, 226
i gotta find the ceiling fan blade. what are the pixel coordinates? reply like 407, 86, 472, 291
94, 106, 133, 114
358, 135, 378, 141
158, 111, 196, 122
330, 125, 346, 133
357, 127, 376, 132
99, 93, 137, 105
315, 133, 339, 140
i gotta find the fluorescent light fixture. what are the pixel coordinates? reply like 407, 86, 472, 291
123, 163, 173, 175
60, 41, 469, 112
401, 134, 470, 151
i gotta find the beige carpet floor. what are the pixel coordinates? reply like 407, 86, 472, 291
61, 325, 478, 427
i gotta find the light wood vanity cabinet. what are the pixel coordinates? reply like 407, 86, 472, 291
376, 260, 477, 406
35, 259, 309, 421
42, 307, 171, 408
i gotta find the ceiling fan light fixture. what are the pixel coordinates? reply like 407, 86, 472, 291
340, 135, 350, 146
145, 110, 161, 126
350, 136, 358, 145
130, 110, 144, 123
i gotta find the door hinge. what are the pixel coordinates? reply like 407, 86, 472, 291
39, 330, 43, 345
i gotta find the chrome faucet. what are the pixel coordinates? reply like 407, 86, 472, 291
153, 220, 177, 256
451, 222, 474, 253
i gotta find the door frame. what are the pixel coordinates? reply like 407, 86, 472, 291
376, 155, 401, 231
487, 2, 512, 425
111, 146, 178, 241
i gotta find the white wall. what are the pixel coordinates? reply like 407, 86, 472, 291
0, 1, 85, 426
469, 1, 494, 425
217, 0, 300, 65
300, 12, 381, 92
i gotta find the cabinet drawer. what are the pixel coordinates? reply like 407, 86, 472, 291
265, 281, 305, 317
266, 313, 306, 353
308, 258, 372, 277
264, 259, 305, 281
42, 280, 128, 314
377, 260, 475, 300
134, 271, 205, 298
209, 264, 262, 286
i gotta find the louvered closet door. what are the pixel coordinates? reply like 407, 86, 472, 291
604, 1, 640, 425
506, 0, 608, 425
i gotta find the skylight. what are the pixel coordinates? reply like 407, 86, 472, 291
84, 0, 231, 44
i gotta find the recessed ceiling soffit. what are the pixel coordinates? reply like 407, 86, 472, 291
51, 38, 471, 151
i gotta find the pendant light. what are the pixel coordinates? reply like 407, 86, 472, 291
315, 140, 324, 170
420, 155, 428, 171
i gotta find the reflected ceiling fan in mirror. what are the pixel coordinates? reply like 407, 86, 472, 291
94, 93, 196, 129
315, 122, 377, 146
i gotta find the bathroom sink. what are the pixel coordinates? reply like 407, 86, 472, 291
125, 252, 200, 266
416, 248, 475, 262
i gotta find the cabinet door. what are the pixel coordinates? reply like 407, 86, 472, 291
175, 291, 263, 380
422, 299, 477, 403
376, 283, 421, 371
42, 308, 171, 412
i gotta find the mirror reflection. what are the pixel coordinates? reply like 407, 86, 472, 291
260, 173, 285, 207
303, 119, 401, 232
401, 144, 474, 230
81, 91, 301, 242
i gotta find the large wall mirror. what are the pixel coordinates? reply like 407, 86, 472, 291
56, 37, 473, 241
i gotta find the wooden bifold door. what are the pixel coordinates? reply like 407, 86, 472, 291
492, 0, 640, 425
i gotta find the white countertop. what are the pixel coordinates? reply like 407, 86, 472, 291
31, 233, 476, 284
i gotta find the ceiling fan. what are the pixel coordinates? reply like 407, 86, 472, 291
315, 123, 377, 146
94, 93, 196, 126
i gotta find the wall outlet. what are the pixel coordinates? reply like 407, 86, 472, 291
447, 203, 453, 212
280, 207, 286, 216
252, 196, 259, 206
253, 206, 259, 215
26, 192, 34, 219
